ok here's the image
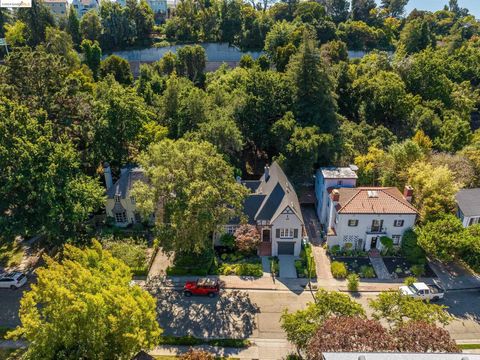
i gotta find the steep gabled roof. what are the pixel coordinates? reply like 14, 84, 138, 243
456, 188, 480, 217
234, 162, 304, 225
106, 166, 146, 199
336, 187, 418, 215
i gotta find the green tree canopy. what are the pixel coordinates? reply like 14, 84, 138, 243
8, 240, 161, 359
132, 138, 248, 254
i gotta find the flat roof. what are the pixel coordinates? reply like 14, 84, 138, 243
320, 166, 358, 179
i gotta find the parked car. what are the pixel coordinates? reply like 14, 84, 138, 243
0, 272, 27, 290
399, 281, 445, 301
183, 278, 220, 298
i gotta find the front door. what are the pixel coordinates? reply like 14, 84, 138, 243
262, 229, 271, 242
370, 237, 378, 249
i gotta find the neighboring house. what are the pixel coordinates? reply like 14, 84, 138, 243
315, 166, 358, 228
104, 163, 148, 227
321, 352, 478, 360
455, 188, 480, 227
325, 186, 417, 251
221, 162, 305, 256
71, 0, 99, 17
43, 0, 68, 17
147, 0, 167, 22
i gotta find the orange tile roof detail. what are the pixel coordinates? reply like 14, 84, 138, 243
336, 187, 418, 214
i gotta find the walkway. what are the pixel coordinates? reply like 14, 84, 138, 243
261, 257, 271, 277
278, 256, 297, 279
147, 248, 172, 278
369, 256, 392, 280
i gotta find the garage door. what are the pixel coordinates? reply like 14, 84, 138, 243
278, 242, 295, 255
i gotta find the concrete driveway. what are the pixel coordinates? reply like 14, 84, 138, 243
429, 260, 480, 290
278, 256, 297, 279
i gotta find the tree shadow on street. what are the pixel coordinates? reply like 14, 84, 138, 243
156, 289, 260, 339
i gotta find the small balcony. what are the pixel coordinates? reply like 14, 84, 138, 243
367, 226, 387, 234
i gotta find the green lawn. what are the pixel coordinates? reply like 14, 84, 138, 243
0, 241, 24, 268
459, 343, 480, 349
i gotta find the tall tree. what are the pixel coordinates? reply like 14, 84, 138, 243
325, 0, 349, 24
81, 39, 102, 79
80, 9, 102, 42
381, 0, 409, 18
393, 321, 459, 352
100, 1, 137, 49
398, 17, 436, 54
66, 6, 81, 45
351, 0, 376, 23
99, 55, 134, 85
132, 139, 248, 254
0, 98, 104, 243
17, 0, 55, 46
127, 0, 154, 39
287, 30, 337, 132
0, 8, 11, 38
176, 44, 206, 84
7, 241, 161, 359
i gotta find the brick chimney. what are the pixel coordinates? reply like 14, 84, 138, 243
331, 189, 340, 202
103, 162, 113, 190
404, 185, 413, 203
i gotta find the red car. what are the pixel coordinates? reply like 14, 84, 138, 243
183, 278, 220, 298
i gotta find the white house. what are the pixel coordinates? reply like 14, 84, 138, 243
71, 0, 99, 17
325, 186, 417, 251
104, 163, 148, 227
455, 188, 480, 227
222, 162, 305, 256
315, 166, 358, 227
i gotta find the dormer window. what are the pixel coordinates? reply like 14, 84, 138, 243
131, 196, 136, 205
115, 194, 121, 203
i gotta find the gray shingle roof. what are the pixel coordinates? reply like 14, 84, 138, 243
456, 188, 480, 217
106, 165, 146, 199
233, 162, 303, 225
320, 166, 358, 179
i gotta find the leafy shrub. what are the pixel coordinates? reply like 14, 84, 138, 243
103, 238, 148, 273
359, 265, 375, 278
343, 242, 353, 251
237, 263, 263, 277
329, 245, 341, 256
410, 264, 425, 277
347, 273, 360, 291
219, 233, 236, 250
401, 229, 426, 265
295, 259, 306, 278
331, 261, 348, 279
269, 256, 279, 276
404, 276, 417, 286
180, 349, 214, 360
380, 236, 393, 255
234, 224, 261, 253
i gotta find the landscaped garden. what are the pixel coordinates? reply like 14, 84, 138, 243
330, 257, 376, 279
166, 225, 264, 277
383, 257, 437, 278
101, 236, 152, 277
295, 242, 316, 279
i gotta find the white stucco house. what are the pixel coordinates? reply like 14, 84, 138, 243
104, 163, 149, 227
455, 188, 480, 227
222, 162, 305, 256
315, 165, 358, 227
325, 186, 418, 251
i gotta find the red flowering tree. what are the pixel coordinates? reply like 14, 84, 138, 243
393, 321, 459, 353
307, 317, 395, 359
234, 224, 261, 253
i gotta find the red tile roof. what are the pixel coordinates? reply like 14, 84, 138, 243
336, 187, 418, 214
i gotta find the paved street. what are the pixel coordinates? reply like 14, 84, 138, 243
155, 288, 480, 341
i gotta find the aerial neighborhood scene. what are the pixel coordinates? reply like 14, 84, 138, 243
2, 0, 480, 359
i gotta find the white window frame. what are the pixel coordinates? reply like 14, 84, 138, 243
115, 211, 127, 223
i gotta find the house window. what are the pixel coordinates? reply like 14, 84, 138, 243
348, 219, 358, 227
225, 225, 238, 235
131, 196, 136, 204
276, 228, 299, 238
394, 220, 404, 227
469, 217, 480, 226
115, 195, 121, 203
115, 211, 127, 223
392, 235, 401, 245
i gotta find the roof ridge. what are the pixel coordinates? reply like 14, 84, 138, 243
381, 187, 418, 213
